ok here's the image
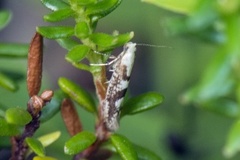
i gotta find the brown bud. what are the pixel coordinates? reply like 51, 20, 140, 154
61, 99, 82, 136
27, 32, 43, 97
28, 95, 44, 116
40, 90, 54, 102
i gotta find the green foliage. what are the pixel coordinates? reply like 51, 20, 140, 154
146, 0, 240, 158
121, 92, 164, 116
5, 107, 32, 125
64, 131, 96, 155
58, 77, 96, 113
110, 134, 138, 160
0, 118, 20, 136
38, 131, 61, 147
0, 0, 164, 159
0, 10, 12, 30
26, 137, 46, 157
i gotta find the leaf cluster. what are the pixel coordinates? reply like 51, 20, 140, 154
144, 0, 240, 158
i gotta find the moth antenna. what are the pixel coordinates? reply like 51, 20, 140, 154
136, 43, 172, 49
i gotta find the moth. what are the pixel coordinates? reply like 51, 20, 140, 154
101, 42, 136, 131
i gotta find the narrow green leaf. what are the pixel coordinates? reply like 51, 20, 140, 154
0, 118, 20, 136
110, 134, 138, 160
74, 0, 96, 5
26, 137, 45, 157
121, 92, 163, 116
75, 22, 91, 39
0, 10, 12, 30
142, 0, 198, 14
44, 8, 74, 22
33, 156, 57, 160
5, 107, 32, 125
58, 77, 96, 112
37, 26, 74, 39
0, 43, 29, 58
56, 38, 79, 50
64, 131, 96, 155
85, 0, 122, 19
41, 0, 69, 11
66, 45, 90, 63
89, 32, 134, 51
0, 72, 18, 91
182, 51, 234, 104
134, 145, 162, 160
223, 120, 240, 158
201, 99, 240, 118
38, 131, 61, 147
40, 90, 65, 122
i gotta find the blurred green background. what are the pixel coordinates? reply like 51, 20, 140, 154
1, 0, 240, 160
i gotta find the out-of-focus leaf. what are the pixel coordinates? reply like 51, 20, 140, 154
121, 92, 163, 116
33, 156, 57, 160
85, 0, 122, 19
5, 107, 32, 125
25, 137, 45, 157
0, 10, 12, 30
38, 131, 61, 147
58, 77, 96, 113
56, 38, 79, 50
0, 118, 20, 136
0, 72, 18, 91
110, 134, 137, 160
201, 99, 240, 118
40, 90, 65, 122
44, 8, 74, 22
223, 120, 240, 158
41, 0, 69, 11
75, 22, 91, 39
142, 0, 199, 14
89, 32, 134, 51
182, 51, 235, 104
37, 26, 74, 39
135, 145, 162, 160
64, 131, 96, 155
65, 45, 90, 63
0, 43, 29, 58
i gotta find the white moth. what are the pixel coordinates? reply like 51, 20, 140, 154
102, 42, 136, 131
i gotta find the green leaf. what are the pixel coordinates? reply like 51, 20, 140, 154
65, 45, 90, 63
38, 131, 61, 147
64, 131, 96, 155
74, 0, 96, 6
37, 26, 74, 39
85, 0, 122, 19
201, 99, 240, 118
75, 22, 91, 39
89, 32, 134, 51
142, 0, 199, 14
0, 10, 12, 30
56, 38, 79, 50
26, 137, 45, 157
58, 77, 96, 112
40, 90, 65, 122
0, 43, 29, 58
5, 107, 32, 125
223, 120, 240, 158
134, 145, 162, 160
33, 156, 57, 160
0, 118, 20, 136
121, 92, 163, 116
0, 72, 18, 91
44, 8, 74, 22
110, 134, 137, 160
182, 51, 235, 104
41, 0, 69, 11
